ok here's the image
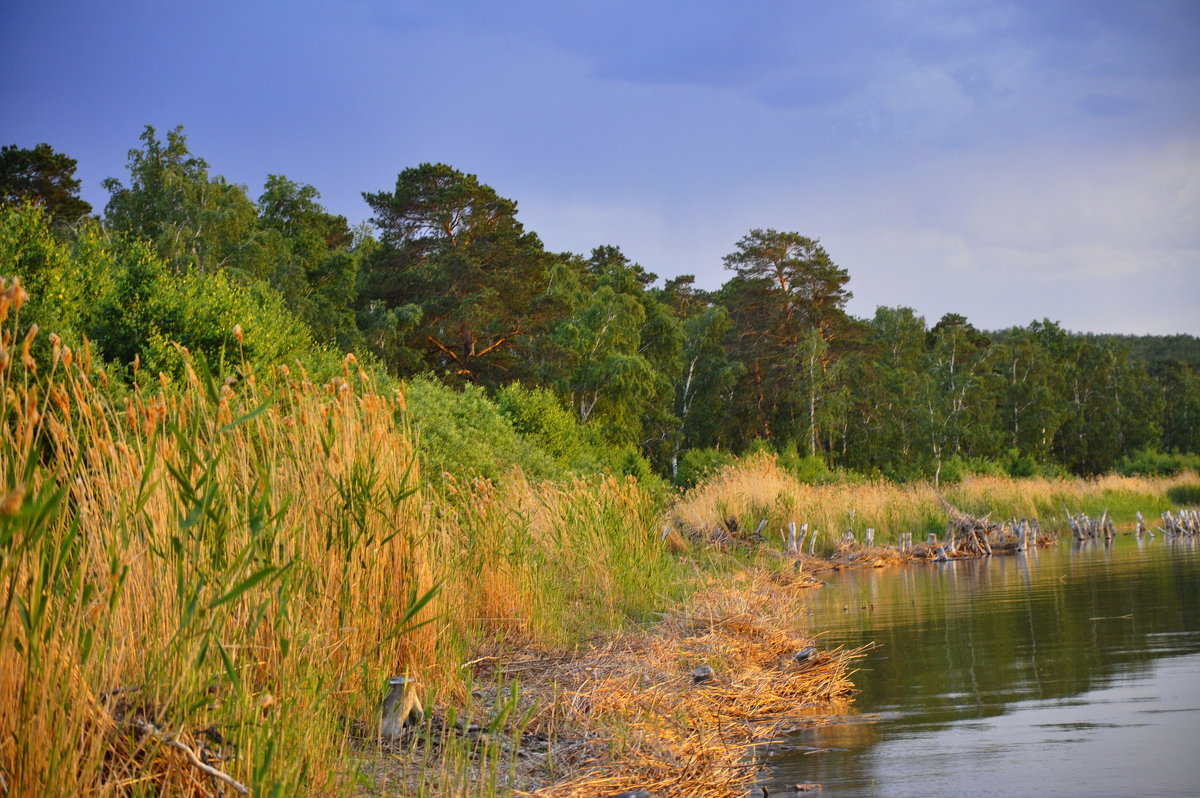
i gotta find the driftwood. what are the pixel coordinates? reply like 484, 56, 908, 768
133, 719, 249, 795
1159, 509, 1200, 537
934, 497, 1052, 557
1065, 508, 1116, 541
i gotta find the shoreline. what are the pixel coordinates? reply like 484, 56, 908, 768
359, 562, 864, 798
357, 531, 1078, 797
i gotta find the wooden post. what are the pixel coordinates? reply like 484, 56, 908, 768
798, 523, 809, 554
787, 521, 797, 554
809, 530, 818, 556
865, 528, 875, 547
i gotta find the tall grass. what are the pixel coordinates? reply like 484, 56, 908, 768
673, 452, 1193, 551
0, 277, 682, 796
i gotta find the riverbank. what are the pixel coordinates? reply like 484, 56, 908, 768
359, 566, 862, 798
2, 324, 1195, 796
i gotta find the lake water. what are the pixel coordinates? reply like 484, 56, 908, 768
767, 536, 1200, 798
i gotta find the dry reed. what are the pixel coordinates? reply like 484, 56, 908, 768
0, 289, 684, 796
673, 453, 1191, 553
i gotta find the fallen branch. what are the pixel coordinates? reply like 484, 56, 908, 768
133, 720, 248, 795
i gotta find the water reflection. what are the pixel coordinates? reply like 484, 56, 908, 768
768, 537, 1200, 797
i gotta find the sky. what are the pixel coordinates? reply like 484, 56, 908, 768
2, 0, 1198, 334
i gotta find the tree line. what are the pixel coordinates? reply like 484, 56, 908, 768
3, 127, 1198, 483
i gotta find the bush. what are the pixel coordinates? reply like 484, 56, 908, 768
403, 377, 559, 481
494, 383, 608, 473
1005, 450, 1039, 478
777, 443, 835, 484
936, 457, 966, 485
676, 447, 736, 489
1116, 448, 1200, 477
0, 203, 344, 382
1167, 484, 1200, 506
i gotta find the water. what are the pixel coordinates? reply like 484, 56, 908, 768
768, 536, 1200, 797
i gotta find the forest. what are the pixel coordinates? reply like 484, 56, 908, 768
4, 126, 1199, 485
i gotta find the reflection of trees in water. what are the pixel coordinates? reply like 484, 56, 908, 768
773, 541, 1200, 792
800, 540, 1200, 728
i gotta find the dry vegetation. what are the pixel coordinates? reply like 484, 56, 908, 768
0, 280, 685, 796
368, 571, 860, 798
673, 452, 1192, 552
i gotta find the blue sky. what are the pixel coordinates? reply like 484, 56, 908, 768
3, 0, 1198, 333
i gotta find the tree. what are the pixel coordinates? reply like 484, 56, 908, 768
361, 163, 558, 385
658, 276, 741, 475
257, 175, 361, 345
103, 125, 261, 275
991, 320, 1069, 463
1152, 360, 1200, 454
0, 143, 92, 222
719, 229, 853, 452
922, 313, 1001, 482
840, 306, 929, 478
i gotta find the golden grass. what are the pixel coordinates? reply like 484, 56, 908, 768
0, 295, 683, 796
673, 452, 1192, 552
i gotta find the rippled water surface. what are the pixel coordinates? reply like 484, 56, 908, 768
769, 536, 1200, 797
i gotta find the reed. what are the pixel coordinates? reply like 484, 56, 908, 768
672, 453, 1193, 551
0, 280, 685, 797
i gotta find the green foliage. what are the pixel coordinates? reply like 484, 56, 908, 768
0, 142, 92, 223
361, 163, 560, 385
11, 124, 1198, 486
0, 202, 338, 382
676, 447, 736, 488
777, 443, 835, 484
719, 228, 854, 452
936, 456, 967, 485
0, 204, 114, 337
1167, 484, 1200, 506
1115, 448, 1200, 477
103, 125, 262, 275
493, 382, 608, 473
104, 264, 323, 379
403, 377, 558, 481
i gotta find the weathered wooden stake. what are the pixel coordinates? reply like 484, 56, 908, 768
787, 521, 797, 554
865, 528, 875, 547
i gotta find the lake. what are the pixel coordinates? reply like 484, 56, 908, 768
767, 535, 1200, 798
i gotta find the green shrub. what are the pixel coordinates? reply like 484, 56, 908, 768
404, 377, 559, 481
676, 447, 736, 488
1116, 448, 1200, 477
778, 443, 835, 484
1167, 484, 1200, 506
936, 457, 966, 485
1, 203, 344, 382
494, 383, 608, 473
